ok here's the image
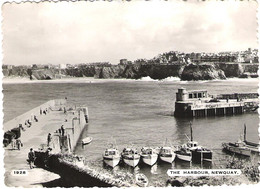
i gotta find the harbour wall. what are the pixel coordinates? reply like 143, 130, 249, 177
3, 99, 67, 132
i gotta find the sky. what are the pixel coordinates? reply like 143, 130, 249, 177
2, 0, 258, 65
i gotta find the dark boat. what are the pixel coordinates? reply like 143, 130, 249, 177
222, 141, 251, 157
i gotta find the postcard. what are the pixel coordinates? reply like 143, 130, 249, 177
1, 0, 259, 188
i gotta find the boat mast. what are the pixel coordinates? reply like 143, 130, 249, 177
190, 121, 193, 142
244, 124, 247, 142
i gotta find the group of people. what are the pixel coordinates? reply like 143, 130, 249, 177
40, 108, 49, 115
10, 138, 23, 150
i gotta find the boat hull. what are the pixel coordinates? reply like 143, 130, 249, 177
222, 143, 251, 157
191, 150, 212, 163
103, 156, 120, 168
159, 153, 176, 163
122, 155, 140, 167
175, 151, 192, 162
141, 154, 158, 166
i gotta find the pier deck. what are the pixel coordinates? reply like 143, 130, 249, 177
174, 88, 258, 117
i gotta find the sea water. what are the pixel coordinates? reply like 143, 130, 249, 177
3, 78, 259, 186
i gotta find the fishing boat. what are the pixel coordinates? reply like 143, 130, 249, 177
222, 141, 251, 157
82, 137, 93, 145
222, 124, 258, 156
140, 147, 158, 166
176, 122, 212, 162
175, 141, 195, 162
121, 147, 140, 167
159, 146, 176, 163
103, 148, 121, 168
135, 173, 149, 187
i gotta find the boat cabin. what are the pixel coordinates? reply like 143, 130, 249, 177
160, 147, 173, 154
104, 149, 118, 156
141, 147, 154, 154
186, 141, 198, 148
123, 148, 138, 155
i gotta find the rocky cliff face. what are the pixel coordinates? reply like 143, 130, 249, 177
181, 64, 226, 80
3, 63, 258, 81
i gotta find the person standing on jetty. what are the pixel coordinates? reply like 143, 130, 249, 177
61, 125, 65, 136
28, 148, 35, 169
47, 133, 52, 147
16, 139, 22, 150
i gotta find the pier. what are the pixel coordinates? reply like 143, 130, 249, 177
174, 88, 258, 118
3, 99, 89, 187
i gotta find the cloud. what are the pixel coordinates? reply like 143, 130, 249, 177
2, 0, 258, 65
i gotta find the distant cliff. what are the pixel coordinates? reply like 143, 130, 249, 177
2, 63, 258, 81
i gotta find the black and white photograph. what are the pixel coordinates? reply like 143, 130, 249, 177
1, 0, 259, 187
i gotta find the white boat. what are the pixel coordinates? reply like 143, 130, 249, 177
159, 146, 176, 163
140, 147, 158, 166
175, 142, 194, 162
121, 148, 140, 167
135, 173, 148, 187
82, 137, 93, 145
103, 148, 121, 168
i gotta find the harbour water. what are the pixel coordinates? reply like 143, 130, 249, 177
3, 78, 259, 186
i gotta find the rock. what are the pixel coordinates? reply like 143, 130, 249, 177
181, 63, 226, 80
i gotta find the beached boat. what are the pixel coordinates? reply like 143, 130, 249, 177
103, 148, 121, 168
159, 146, 176, 163
121, 148, 140, 167
140, 147, 158, 166
135, 173, 148, 187
222, 141, 251, 157
82, 137, 93, 145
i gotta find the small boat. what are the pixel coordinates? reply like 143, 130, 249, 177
140, 147, 158, 166
159, 146, 176, 163
82, 137, 93, 145
103, 148, 121, 168
176, 122, 213, 162
135, 173, 148, 187
175, 141, 195, 162
121, 147, 140, 167
222, 141, 251, 157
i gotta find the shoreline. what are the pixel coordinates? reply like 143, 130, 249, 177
2, 76, 259, 84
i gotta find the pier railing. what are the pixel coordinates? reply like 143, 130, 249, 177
190, 101, 244, 110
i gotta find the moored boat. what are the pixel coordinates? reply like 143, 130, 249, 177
135, 173, 148, 187
176, 122, 213, 162
222, 141, 251, 157
82, 137, 93, 145
121, 147, 140, 167
159, 146, 176, 163
103, 148, 121, 168
140, 147, 158, 166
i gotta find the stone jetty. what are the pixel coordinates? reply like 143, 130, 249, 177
3, 99, 89, 187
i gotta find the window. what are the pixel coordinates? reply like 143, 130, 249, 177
189, 94, 193, 98
198, 93, 202, 98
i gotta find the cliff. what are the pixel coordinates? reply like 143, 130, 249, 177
2, 63, 258, 81
181, 63, 226, 80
